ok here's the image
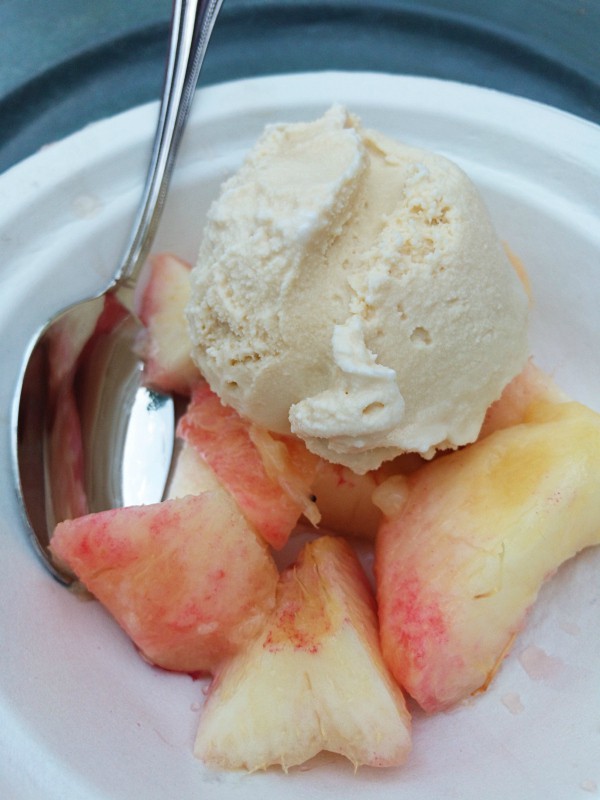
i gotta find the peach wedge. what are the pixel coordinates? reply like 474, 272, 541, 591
374, 400, 600, 712
50, 492, 278, 674
311, 454, 425, 538
478, 359, 566, 439
136, 252, 201, 395
310, 461, 386, 539
195, 536, 411, 771
165, 440, 223, 500
178, 382, 320, 549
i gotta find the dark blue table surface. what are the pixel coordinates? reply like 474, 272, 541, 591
1, 0, 599, 176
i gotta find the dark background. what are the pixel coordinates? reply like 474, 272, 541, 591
1, 0, 599, 176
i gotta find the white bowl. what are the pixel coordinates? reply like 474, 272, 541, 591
1, 71, 599, 799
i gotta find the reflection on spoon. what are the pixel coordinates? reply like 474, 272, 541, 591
13, 0, 224, 584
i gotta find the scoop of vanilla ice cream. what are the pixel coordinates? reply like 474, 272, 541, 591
186, 105, 529, 472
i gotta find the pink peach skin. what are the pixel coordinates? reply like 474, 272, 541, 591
136, 252, 202, 395
375, 400, 600, 712
50, 492, 278, 674
177, 382, 320, 549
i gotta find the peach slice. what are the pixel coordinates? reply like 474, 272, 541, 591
50, 492, 278, 673
311, 462, 384, 538
164, 440, 223, 499
311, 454, 423, 538
479, 359, 566, 439
136, 252, 201, 395
178, 382, 320, 549
195, 536, 411, 771
374, 400, 600, 712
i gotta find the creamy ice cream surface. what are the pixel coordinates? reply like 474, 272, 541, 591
186, 106, 529, 472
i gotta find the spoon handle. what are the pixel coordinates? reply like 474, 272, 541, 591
114, 0, 224, 302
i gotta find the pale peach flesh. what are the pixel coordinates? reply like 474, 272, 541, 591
177, 382, 320, 549
195, 536, 411, 771
375, 400, 600, 712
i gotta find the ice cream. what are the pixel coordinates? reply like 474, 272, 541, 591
186, 106, 529, 472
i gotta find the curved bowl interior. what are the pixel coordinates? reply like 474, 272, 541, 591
1, 72, 599, 799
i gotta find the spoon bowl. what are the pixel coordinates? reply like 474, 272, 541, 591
13, 0, 224, 584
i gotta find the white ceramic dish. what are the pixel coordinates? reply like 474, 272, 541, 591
1, 72, 599, 800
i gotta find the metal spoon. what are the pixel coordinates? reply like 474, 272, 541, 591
12, 0, 224, 585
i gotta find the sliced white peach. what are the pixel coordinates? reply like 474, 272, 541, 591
50, 492, 278, 674
177, 382, 320, 549
310, 462, 383, 538
479, 359, 567, 439
195, 536, 411, 771
164, 440, 223, 499
136, 252, 201, 395
310, 454, 423, 538
374, 400, 600, 712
